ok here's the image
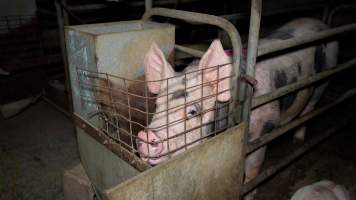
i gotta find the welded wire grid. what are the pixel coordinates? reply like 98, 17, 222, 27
0, 16, 43, 61
77, 63, 234, 162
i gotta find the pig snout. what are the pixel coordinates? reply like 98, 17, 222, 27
136, 130, 163, 160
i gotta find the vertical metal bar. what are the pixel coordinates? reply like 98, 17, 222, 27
145, 0, 152, 12
241, 0, 262, 123
239, 1, 262, 197
123, 79, 135, 153
184, 73, 187, 150
144, 79, 150, 157
200, 65, 204, 140
166, 78, 171, 158
55, 0, 73, 113
61, 0, 70, 25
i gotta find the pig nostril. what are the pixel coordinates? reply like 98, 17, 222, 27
150, 139, 159, 147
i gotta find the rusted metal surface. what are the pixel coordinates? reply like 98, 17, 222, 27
252, 57, 356, 109
104, 124, 246, 200
66, 20, 175, 194
258, 22, 356, 56
77, 127, 141, 199
76, 64, 234, 160
66, 20, 175, 117
242, 118, 352, 195
73, 113, 152, 171
248, 87, 356, 154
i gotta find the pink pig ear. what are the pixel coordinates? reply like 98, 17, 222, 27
199, 39, 232, 102
144, 42, 174, 94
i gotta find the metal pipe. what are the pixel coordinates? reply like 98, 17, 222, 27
248, 87, 356, 154
240, 0, 262, 123
142, 8, 242, 126
55, 0, 73, 113
327, 5, 356, 26
174, 44, 204, 58
221, 4, 325, 21
252, 57, 356, 108
145, 0, 152, 11
258, 22, 356, 56
242, 118, 351, 195
68, 4, 111, 12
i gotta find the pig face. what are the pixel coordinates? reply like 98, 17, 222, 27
136, 40, 232, 165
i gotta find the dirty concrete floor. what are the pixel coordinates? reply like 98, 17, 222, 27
0, 101, 80, 200
0, 94, 355, 200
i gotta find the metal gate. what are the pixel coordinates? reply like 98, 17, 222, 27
63, 1, 356, 199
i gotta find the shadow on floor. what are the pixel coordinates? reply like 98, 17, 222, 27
0, 101, 80, 200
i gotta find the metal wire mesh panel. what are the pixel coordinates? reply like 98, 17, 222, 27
77, 62, 235, 165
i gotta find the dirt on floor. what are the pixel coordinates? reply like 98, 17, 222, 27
0, 101, 80, 200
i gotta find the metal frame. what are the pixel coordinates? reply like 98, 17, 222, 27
60, 0, 356, 198
239, 2, 356, 196
142, 7, 243, 127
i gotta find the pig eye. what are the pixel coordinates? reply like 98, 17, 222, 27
187, 109, 197, 117
187, 104, 201, 118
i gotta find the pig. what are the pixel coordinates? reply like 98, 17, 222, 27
244, 18, 338, 200
95, 74, 156, 150
291, 180, 351, 200
136, 40, 232, 165
135, 17, 339, 199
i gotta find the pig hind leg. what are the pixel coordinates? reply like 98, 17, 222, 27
293, 41, 338, 143
244, 104, 279, 200
293, 82, 329, 144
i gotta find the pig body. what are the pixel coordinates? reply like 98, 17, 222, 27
244, 18, 338, 199
136, 18, 338, 171
291, 180, 351, 200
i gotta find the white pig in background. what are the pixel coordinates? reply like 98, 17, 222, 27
135, 17, 339, 200
291, 180, 351, 200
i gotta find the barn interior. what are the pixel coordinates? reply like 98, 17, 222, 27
1, 0, 356, 199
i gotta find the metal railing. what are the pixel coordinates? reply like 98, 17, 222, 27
241, 2, 356, 196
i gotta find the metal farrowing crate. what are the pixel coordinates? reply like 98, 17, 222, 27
67, 8, 246, 199
76, 62, 234, 163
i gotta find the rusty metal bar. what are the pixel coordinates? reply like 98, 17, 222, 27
252, 57, 356, 108
174, 44, 204, 58
327, 5, 356, 26
242, 119, 351, 195
238, 1, 262, 198
248, 87, 356, 154
72, 113, 151, 172
258, 22, 356, 56
221, 4, 325, 21
142, 7, 242, 126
